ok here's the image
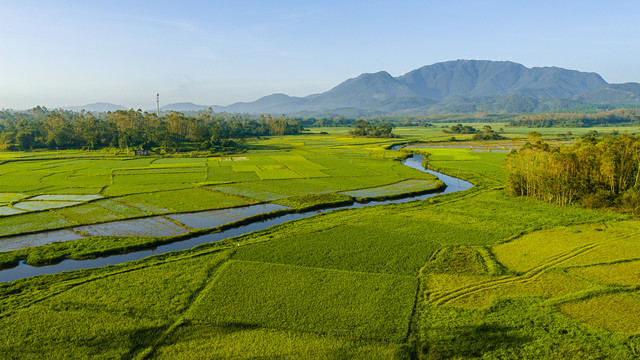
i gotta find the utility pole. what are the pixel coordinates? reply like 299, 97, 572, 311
157, 93, 160, 117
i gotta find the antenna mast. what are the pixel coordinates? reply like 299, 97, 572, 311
156, 93, 160, 117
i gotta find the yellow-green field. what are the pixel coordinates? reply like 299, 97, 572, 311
0, 134, 436, 238
1, 129, 640, 358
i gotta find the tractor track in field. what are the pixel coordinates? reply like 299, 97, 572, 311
428, 243, 599, 306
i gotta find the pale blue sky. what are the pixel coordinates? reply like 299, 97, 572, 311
2, 0, 640, 110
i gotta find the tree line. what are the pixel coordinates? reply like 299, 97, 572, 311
444, 124, 505, 140
505, 134, 640, 213
349, 120, 395, 138
508, 108, 640, 127
0, 107, 302, 152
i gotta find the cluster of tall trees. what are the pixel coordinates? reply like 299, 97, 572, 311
444, 124, 505, 140
0, 108, 302, 151
349, 120, 395, 138
508, 108, 640, 127
445, 124, 477, 134
297, 117, 358, 127
505, 134, 640, 213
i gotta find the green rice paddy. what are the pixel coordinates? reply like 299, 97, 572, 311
341, 178, 443, 199
1, 129, 640, 358
187, 260, 417, 342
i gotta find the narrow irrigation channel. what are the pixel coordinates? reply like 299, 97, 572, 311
0, 154, 473, 283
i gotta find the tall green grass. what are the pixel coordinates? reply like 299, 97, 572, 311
154, 324, 402, 359
0, 250, 231, 359
187, 260, 418, 342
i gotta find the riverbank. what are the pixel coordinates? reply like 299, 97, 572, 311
0, 154, 468, 282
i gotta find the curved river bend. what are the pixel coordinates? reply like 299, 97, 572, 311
0, 154, 472, 283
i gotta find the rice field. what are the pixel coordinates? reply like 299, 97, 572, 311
341, 178, 442, 199
154, 325, 400, 359
75, 216, 190, 237
0, 135, 429, 240
54, 203, 122, 224
0, 193, 29, 205
130, 188, 253, 213
12, 200, 82, 211
29, 194, 102, 201
2, 132, 640, 358
166, 203, 288, 229
559, 294, 640, 334
186, 260, 418, 342
0, 207, 24, 216
0, 211, 72, 236
0, 230, 84, 252
0, 250, 231, 359
569, 260, 640, 286
418, 218, 640, 339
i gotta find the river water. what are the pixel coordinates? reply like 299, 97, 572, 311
0, 154, 473, 283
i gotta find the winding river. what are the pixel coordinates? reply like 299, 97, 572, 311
0, 153, 472, 283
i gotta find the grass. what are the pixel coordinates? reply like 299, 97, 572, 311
559, 294, 640, 334
92, 199, 148, 218
30, 194, 102, 201
0, 207, 24, 216
273, 192, 353, 209
54, 203, 122, 224
113, 196, 171, 214
232, 189, 617, 276
415, 297, 633, 359
417, 147, 508, 184
341, 178, 443, 199
0, 193, 28, 205
0, 301, 168, 359
425, 271, 597, 308
420, 246, 498, 276
0, 211, 71, 236
131, 188, 253, 213
493, 221, 640, 273
76, 217, 190, 237
154, 324, 402, 359
0, 136, 432, 239
2, 132, 640, 358
186, 260, 418, 342
570, 260, 640, 286
12, 200, 82, 211
0, 250, 231, 359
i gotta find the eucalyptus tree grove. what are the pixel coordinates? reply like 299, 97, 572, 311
0, 108, 302, 151
505, 135, 640, 213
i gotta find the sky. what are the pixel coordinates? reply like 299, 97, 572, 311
2, 0, 640, 110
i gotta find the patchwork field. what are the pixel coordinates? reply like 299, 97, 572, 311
0, 135, 438, 239
1, 130, 640, 358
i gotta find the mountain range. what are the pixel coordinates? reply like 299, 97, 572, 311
63, 60, 640, 116
62, 102, 128, 113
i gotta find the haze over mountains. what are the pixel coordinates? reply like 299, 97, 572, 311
62, 102, 127, 113
65, 60, 640, 115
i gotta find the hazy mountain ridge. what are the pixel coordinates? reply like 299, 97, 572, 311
218, 60, 632, 115
160, 102, 209, 112
59, 60, 640, 115
61, 102, 127, 112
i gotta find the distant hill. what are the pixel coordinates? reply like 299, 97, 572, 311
573, 83, 640, 104
62, 102, 127, 112
60, 60, 640, 116
160, 102, 209, 112
217, 60, 623, 115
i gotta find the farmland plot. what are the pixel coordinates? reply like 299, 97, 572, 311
3, 135, 640, 358
186, 260, 418, 342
